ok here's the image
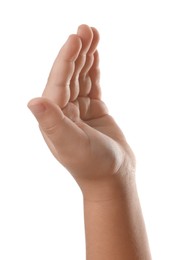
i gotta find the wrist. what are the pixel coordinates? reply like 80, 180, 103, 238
78, 172, 136, 202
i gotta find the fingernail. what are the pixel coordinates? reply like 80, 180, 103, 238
28, 101, 46, 116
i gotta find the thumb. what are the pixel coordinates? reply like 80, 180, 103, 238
27, 97, 86, 160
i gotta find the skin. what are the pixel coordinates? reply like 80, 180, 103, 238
28, 24, 152, 259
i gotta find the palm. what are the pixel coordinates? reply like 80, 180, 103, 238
61, 86, 124, 146
63, 96, 107, 126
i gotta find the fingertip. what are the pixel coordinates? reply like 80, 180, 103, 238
68, 34, 82, 47
63, 34, 82, 61
27, 98, 47, 117
77, 24, 93, 53
77, 24, 91, 32
77, 24, 93, 37
27, 97, 46, 109
91, 26, 100, 40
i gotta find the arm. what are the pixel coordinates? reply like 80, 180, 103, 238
28, 24, 151, 260
83, 177, 151, 260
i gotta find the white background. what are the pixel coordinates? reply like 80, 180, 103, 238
0, 0, 180, 259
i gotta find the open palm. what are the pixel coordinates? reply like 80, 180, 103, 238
28, 25, 135, 188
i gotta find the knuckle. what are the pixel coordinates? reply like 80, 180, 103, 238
40, 122, 58, 136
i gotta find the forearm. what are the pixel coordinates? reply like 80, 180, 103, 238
83, 175, 151, 260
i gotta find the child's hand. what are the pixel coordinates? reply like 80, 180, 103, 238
28, 25, 135, 200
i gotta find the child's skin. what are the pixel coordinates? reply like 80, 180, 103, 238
28, 24, 151, 260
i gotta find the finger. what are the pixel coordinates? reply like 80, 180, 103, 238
88, 27, 100, 55
78, 27, 100, 97
43, 35, 82, 108
70, 25, 93, 101
77, 24, 93, 55
80, 26, 100, 74
27, 97, 87, 163
88, 50, 101, 99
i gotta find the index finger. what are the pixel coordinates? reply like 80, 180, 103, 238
42, 34, 82, 108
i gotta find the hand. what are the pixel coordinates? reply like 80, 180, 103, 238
28, 25, 135, 198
